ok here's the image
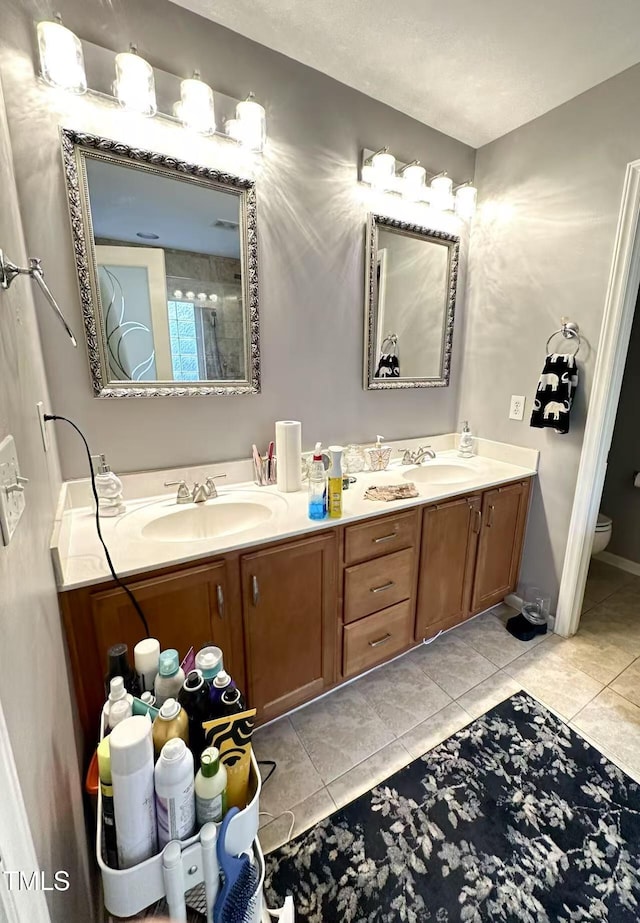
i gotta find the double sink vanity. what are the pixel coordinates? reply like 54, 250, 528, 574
53, 435, 538, 750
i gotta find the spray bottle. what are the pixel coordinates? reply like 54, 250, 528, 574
308, 442, 328, 520
327, 446, 344, 519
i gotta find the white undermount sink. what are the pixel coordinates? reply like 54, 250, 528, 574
403, 460, 476, 485
119, 490, 286, 544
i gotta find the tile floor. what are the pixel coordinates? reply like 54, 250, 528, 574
256, 560, 640, 854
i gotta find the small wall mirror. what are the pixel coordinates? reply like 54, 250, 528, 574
364, 214, 459, 390
61, 129, 260, 397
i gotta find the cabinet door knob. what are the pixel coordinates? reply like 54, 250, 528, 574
251, 575, 260, 607
216, 584, 225, 619
369, 633, 392, 648
370, 581, 395, 594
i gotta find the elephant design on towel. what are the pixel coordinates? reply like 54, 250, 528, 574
543, 400, 570, 421
538, 373, 559, 391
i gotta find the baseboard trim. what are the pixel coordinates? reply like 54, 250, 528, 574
595, 550, 640, 576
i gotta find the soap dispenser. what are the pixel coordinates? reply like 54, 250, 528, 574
366, 435, 393, 472
92, 454, 125, 517
458, 421, 474, 458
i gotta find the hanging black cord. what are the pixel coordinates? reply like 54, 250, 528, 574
45, 414, 150, 637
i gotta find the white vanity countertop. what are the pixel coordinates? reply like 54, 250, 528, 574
51, 435, 538, 591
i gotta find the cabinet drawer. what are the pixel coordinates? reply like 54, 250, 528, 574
344, 509, 418, 566
344, 547, 414, 624
343, 601, 414, 677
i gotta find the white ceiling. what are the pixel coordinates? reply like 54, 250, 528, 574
170, 0, 640, 147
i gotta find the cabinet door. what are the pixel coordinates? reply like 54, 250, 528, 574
471, 481, 530, 614
241, 533, 337, 722
415, 496, 481, 640
91, 560, 239, 691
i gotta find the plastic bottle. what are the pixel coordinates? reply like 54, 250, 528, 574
327, 446, 344, 519
97, 737, 118, 869
134, 638, 160, 694
152, 698, 189, 756
154, 649, 185, 706
178, 669, 212, 760
195, 746, 228, 826
105, 643, 141, 698
308, 442, 328, 521
216, 687, 245, 719
109, 715, 157, 869
154, 738, 196, 848
194, 646, 223, 684
105, 676, 133, 730
108, 698, 133, 729
209, 670, 241, 715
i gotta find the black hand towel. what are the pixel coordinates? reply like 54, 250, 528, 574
530, 353, 578, 434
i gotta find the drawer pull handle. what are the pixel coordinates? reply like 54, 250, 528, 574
216, 584, 225, 619
487, 504, 495, 528
251, 575, 260, 606
373, 533, 397, 544
370, 581, 395, 594
472, 508, 481, 534
369, 633, 392, 648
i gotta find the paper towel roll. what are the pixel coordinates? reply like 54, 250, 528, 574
276, 421, 302, 492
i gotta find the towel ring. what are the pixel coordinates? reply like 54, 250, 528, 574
546, 319, 581, 357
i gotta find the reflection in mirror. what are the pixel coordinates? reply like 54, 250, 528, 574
364, 214, 459, 390
61, 129, 259, 397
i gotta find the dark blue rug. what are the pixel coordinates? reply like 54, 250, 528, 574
264, 693, 640, 922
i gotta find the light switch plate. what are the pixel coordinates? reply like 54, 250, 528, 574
0, 435, 26, 545
509, 395, 526, 421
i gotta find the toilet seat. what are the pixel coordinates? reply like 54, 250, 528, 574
595, 514, 612, 531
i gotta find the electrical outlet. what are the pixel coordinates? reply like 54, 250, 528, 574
0, 435, 27, 545
509, 395, 526, 421
37, 401, 49, 453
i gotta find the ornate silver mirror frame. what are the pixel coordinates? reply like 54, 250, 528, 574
364, 213, 459, 390
61, 128, 260, 397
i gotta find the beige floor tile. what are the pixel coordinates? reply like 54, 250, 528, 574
504, 642, 604, 720
406, 632, 498, 698
569, 719, 640, 786
258, 787, 336, 855
253, 717, 324, 824
455, 611, 548, 667
328, 740, 412, 809
290, 684, 395, 783
610, 658, 640, 708
457, 671, 522, 719
355, 655, 452, 735
598, 584, 640, 620
557, 626, 636, 684
399, 702, 471, 760
580, 603, 640, 656
573, 688, 640, 778
585, 560, 636, 603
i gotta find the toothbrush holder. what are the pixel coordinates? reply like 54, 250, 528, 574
253, 454, 277, 486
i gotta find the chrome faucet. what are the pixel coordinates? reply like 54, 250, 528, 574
401, 445, 437, 465
164, 475, 227, 504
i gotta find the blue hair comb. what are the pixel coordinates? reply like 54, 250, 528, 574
213, 808, 259, 923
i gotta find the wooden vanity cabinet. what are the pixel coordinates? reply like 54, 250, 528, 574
471, 480, 531, 614
415, 495, 482, 640
240, 532, 337, 723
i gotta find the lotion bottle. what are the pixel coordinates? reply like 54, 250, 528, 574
327, 446, 344, 519
195, 746, 228, 825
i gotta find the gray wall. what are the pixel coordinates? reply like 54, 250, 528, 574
2, 0, 475, 479
601, 290, 640, 562
461, 62, 640, 604
0, 79, 92, 922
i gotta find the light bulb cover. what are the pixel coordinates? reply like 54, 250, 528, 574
37, 19, 87, 95
114, 49, 157, 117
370, 150, 396, 191
430, 175, 454, 211
175, 74, 216, 135
235, 93, 266, 152
455, 184, 477, 219
401, 163, 426, 200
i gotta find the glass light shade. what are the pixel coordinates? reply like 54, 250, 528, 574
430, 175, 454, 211
455, 184, 478, 219
402, 163, 426, 201
37, 20, 87, 94
235, 93, 267, 152
370, 150, 396, 191
114, 50, 157, 117
224, 118, 244, 142
175, 75, 215, 135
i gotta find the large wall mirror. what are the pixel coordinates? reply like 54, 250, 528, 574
61, 129, 260, 397
364, 214, 459, 390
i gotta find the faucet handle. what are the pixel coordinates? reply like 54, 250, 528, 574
164, 479, 191, 503
204, 474, 227, 498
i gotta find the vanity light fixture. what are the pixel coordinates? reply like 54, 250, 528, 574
174, 71, 216, 135
208, 293, 219, 303
429, 173, 454, 211
114, 45, 157, 117
454, 182, 478, 219
234, 91, 267, 152
173, 289, 183, 298
366, 148, 397, 192
37, 15, 87, 95
400, 160, 427, 201
185, 290, 195, 300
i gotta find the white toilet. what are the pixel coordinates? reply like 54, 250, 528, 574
592, 513, 613, 556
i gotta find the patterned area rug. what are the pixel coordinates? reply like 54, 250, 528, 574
265, 693, 640, 922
